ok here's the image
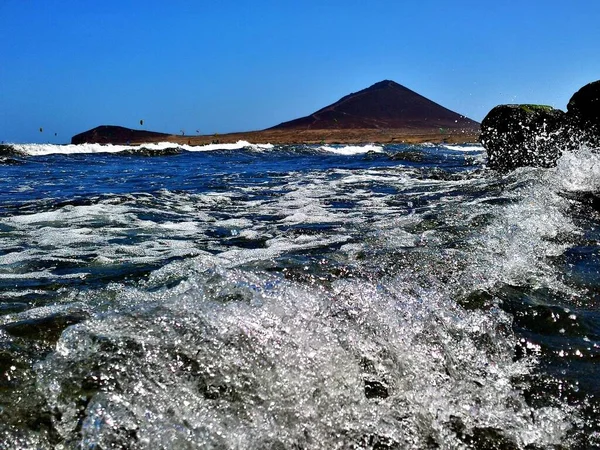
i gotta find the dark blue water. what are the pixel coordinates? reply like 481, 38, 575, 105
0, 142, 599, 449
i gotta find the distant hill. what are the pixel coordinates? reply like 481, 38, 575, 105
71, 125, 169, 145
269, 80, 479, 131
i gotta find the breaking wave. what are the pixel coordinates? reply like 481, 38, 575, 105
3, 141, 275, 157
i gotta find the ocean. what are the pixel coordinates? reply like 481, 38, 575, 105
0, 141, 599, 449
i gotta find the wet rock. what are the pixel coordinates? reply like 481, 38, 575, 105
360, 357, 389, 399
363, 378, 389, 399
0, 144, 25, 157
119, 146, 184, 156
357, 433, 401, 449
558, 191, 600, 216
449, 418, 519, 450
567, 80, 600, 147
480, 104, 566, 172
481, 80, 600, 172
388, 150, 426, 162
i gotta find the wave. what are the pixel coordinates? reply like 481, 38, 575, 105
441, 143, 485, 152
319, 144, 384, 155
3, 142, 484, 159
4, 140, 275, 156
32, 262, 568, 449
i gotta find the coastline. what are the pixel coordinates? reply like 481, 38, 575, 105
100, 128, 481, 146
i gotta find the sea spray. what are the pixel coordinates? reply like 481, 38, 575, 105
35, 265, 569, 449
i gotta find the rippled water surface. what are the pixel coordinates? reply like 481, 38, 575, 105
1, 141, 600, 449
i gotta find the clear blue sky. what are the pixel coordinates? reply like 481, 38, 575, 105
1, 0, 599, 144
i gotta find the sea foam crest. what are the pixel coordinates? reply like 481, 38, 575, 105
8, 140, 274, 156
553, 145, 600, 192
319, 144, 384, 155
442, 143, 485, 152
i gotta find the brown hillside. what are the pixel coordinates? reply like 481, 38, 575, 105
269, 80, 479, 132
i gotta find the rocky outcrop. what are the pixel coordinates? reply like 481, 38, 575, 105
480, 105, 566, 172
567, 80, 600, 147
481, 80, 600, 172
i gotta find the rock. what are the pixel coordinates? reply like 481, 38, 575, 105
567, 80, 600, 147
480, 104, 566, 172
481, 80, 600, 172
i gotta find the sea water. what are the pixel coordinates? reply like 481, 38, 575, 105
0, 141, 599, 449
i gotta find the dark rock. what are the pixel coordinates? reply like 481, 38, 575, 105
567, 79, 600, 147
481, 80, 600, 172
450, 418, 519, 450
364, 378, 389, 399
388, 150, 426, 162
360, 356, 390, 399
559, 191, 600, 213
357, 434, 401, 449
119, 146, 183, 156
0, 144, 26, 157
480, 104, 566, 172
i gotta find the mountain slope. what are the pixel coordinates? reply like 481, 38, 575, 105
269, 80, 479, 131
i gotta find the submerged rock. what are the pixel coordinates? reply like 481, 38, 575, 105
480, 104, 566, 172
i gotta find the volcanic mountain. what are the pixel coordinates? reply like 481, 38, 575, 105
269, 80, 479, 132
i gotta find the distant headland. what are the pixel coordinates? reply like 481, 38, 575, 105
71, 80, 480, 145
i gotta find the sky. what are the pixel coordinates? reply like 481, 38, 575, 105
1, 0, 599, 144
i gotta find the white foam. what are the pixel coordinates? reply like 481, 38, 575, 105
442, 144, 485, 152
35, 267, 569, 448
0, 270, 87, 280
217, 234, 351, 267
186, 140, 274, 152
319, 144, 384, 155
553, 145, 600, 192
213, 218, 254, 229
9, 140, 274, 156
464, 153, 587, 292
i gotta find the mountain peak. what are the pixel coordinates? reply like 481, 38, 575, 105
367, 80, 402, 90
269, 80, 478, 131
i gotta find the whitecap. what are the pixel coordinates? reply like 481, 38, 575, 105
319, 144, 384, 155
442, 144, 485, 152
8, 140, 274, 156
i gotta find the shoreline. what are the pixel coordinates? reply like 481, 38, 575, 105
71, 127, 481, 147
